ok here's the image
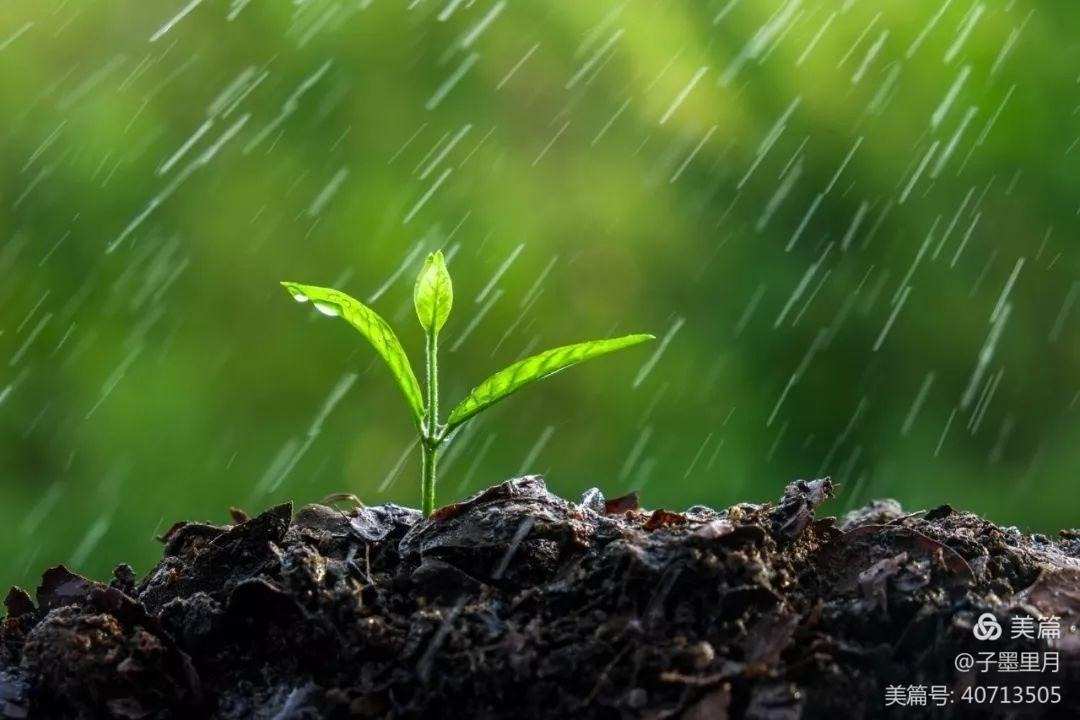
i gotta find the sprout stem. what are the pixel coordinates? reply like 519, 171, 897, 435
421, 441, 438, 517
422, 328, 440, 516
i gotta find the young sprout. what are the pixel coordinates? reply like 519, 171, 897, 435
282, 252, 654, 516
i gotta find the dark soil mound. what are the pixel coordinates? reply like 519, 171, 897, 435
2, 476, 1078, 719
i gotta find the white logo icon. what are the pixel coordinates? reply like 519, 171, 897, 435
973, 613, 1002, 641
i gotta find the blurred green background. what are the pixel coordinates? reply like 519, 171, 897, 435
1, 0, 1077, 592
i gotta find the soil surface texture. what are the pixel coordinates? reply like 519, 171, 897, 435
2, 476, 1079, 719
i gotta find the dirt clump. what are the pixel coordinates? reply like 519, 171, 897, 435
2, 476, 1078, 718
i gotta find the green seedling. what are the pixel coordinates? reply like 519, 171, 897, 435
282, 252, 654, 516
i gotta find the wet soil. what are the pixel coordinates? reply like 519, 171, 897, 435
2, 476, 1078, 719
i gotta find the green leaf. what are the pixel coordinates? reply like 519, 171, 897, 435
281, 282, 424, 424
445, 333, 655, 430
413, 251, 453, 334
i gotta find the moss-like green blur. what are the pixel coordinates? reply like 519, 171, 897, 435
1, 1, 1077, 592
